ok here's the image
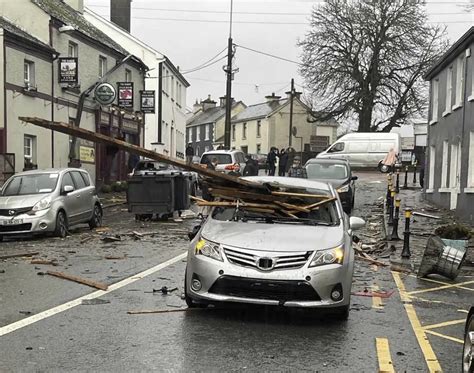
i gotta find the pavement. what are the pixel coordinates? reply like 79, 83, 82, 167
0, 171, 471, 372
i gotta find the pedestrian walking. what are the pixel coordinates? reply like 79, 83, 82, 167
288, 156, 307, 178
267, 147, 277, 176
243, 155, 258, 176
286, 147, 296, 173
418, 152, 425, 188
380, 148, 398, 173
202, 157, 218, 201
185, 143, 194, 165
278, 148, 288, 176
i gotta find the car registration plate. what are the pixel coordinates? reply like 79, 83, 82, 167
2, 219, 23, 225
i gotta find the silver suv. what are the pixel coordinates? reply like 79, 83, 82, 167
200, 150, 246, 174
0, 168, 102, 239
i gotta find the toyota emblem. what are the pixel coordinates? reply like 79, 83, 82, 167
8, 210, 15, 216
256, 257, 275, 271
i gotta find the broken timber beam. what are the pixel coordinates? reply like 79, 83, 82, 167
47, 270, 108, 290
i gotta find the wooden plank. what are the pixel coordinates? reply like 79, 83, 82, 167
304, 197, 336, 210
18, 117, 261, 189
47, 270, 108, 290
274, 201, 310, 213
127, 308, 208, 314
0, 252, 39, 260
271, 191, 330, 199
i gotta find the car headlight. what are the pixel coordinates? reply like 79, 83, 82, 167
309, 245, 344, 267
195, 238, 223, 261
338, 184, 350, 193
32, 196, 52, 211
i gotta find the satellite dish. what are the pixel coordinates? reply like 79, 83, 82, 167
292, 127, 297, 137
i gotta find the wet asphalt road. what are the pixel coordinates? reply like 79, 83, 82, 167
0, 171, 471, 372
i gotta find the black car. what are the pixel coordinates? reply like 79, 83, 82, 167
305, 158, 357, 214
463, 306, 473, 373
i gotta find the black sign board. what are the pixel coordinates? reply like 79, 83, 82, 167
117, 82, 133, 108
140, 90, 155, 113
58, 57, 78, 84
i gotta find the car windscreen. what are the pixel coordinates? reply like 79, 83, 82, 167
135, 161, 170, 171
212, 197, 339, 226
201, 154, 232, 165
306, 163, 348, 180
2, 173, 59, 196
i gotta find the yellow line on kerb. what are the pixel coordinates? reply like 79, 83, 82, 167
372, 285, 384, 309
392, 271, 443, 373
376, 338, 395, 373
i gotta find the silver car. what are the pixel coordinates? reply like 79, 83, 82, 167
184, 176, 365, 319
0, 168, 102, 240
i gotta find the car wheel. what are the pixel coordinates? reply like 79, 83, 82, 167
333, 305, 350, 320
463, 313, 474, 373
54, 211, 68, 238
88, 204, 103, 229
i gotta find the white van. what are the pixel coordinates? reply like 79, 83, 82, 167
316, 132, 400, 168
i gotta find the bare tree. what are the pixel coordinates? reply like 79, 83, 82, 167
298, 0, 448, 132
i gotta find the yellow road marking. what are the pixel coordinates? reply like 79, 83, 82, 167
423, 319, 466, 330
407, 280, 474, 296
372, 285, 384, 309
424, 330, 464, 344
392, 271, 442, 373
408, 274, 474, 291
376, 338, 395, 373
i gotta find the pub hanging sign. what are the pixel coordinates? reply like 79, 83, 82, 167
117, 82, 133, 108
58, 57, 78, 84
140, 90, 155, 113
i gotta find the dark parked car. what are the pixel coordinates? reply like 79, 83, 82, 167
305, 158, 357, 214
250, 154, 267, 170
464, 306, 473, 373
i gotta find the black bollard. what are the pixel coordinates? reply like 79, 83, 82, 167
396, 170, 400, 193
401, 209, 412, 258
388, 190, 395, 225
403, 166, 408, 189
388, 197, 401, 241
386, 175, 392, 210
413, 161, 417, 184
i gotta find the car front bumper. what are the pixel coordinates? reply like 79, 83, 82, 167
0, 208, 58, 235
186, 249, 354, 308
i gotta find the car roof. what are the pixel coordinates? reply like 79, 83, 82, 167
12, 168, 87, 177
306, 158, 350, 166
202, 150, 242, 155
242, 176, 333, 193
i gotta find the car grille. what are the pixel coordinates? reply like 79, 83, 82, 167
208, 276, 321, 302
0, 207, 32, 216
223, 247, 312, 271
0, 223, 32, 232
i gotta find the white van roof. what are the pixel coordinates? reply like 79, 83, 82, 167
337, 132, 400, 141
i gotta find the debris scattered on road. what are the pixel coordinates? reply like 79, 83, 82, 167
37, 271, 46, 276
25, 347, 33, 351
0, 252, 40, 260
0, 269, 5, 274
95, 227, 110, 233
352, 290, 394, 298
46, 270, 108, 290
412, 211, 441, 219
101, 234, 122, 242
81, 298, 111, 305
80, 236, 94, 244
156, 286, 178, 295
390, 264, 411, 274
30, 259, 58, 266
127, 308, 207, 315
19, 310, 32, 315
104, 255, 126, 260
67, 250, 77, 254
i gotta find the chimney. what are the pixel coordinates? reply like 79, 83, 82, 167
219, 96, 235, 108
265, 92, 281, 103
201, 95, 217, 111
111, 0, 132, 32
193, 99, 201, 114
285, 90, 302, 100
64, 0, 84, 13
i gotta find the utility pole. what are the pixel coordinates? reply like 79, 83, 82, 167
223, 0, 234, 149
288, 78, 295, 147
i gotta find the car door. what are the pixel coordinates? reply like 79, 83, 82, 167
78, 171, 95, 220
61, 171, 82, 224
70, 171, 91, 222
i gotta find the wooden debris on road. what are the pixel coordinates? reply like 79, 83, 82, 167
46, 270, 108, 290
412, 211, 441, 219
0, 252, 39, 260
30, 259, 58, 266
127, 308, 207, 315
104, 255, 126, 260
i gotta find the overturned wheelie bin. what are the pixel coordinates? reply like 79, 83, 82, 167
127, 170, 191, 221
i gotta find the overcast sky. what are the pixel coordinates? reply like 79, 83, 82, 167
85, 0, 473, 109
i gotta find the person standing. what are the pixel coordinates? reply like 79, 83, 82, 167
278, 148, 288, 176
286, 147, 296, 173
243, 155, 258, 176
418, 152, 425, 188
267, 147, 277, 176
185, 143, 194, 165
288, 156, 307, 178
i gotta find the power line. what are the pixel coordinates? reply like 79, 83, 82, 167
235, 44, 302, 65
181, 47, 227, 72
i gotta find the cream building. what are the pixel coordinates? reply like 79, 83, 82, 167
230, 93, 338, 157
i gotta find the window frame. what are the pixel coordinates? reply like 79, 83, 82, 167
24, 60, 35, 87
444, 66, 453, 116
125, 68, 132, 82
99, 56, 107, 78
430, 79, 439, 124
68, 41, 78, 58
454, 55, 465, 108
242, 122, 247, 140
256, 120, 261, 138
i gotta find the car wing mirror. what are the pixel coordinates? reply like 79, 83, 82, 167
62, 185, 74, 195
188, 225, 201, 241
349, 216, 365, 230
351, 176, 358, 181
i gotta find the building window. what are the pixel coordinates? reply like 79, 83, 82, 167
24, 60, 35, 88
171, 76, 175, 99
99, 56, 107, 78
232, 124, 236, 141
196, 126, 200, 142
468, 132, 474, 187
444, 66, 452, 115
68, 41, 78, 57
125, 69, 132, 82
176, 81, 179, 102
454, 56, 465, 107
430, 79, 439, 123
256, 120, 261, 137
205, 124, 210, 141
256, 144, 261, 154
242, 122, 247, 140
187, 128, 192, 143
441, 141, 448, 188
428, 145, 435, 190
24, 135, 36, 168
449, 143, 461, 188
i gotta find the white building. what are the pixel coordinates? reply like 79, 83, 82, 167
84, 7, 190, 159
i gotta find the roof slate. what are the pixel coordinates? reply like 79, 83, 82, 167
0, 16, 55, 51
33, 0, 130, 57
231, 99, 287, 122
186, 106, 225, 127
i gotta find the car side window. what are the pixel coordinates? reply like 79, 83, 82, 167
328, 142, 344, 153
61, 172, 75, 190
80, 172, 91, 187
71, 171, 86, 190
